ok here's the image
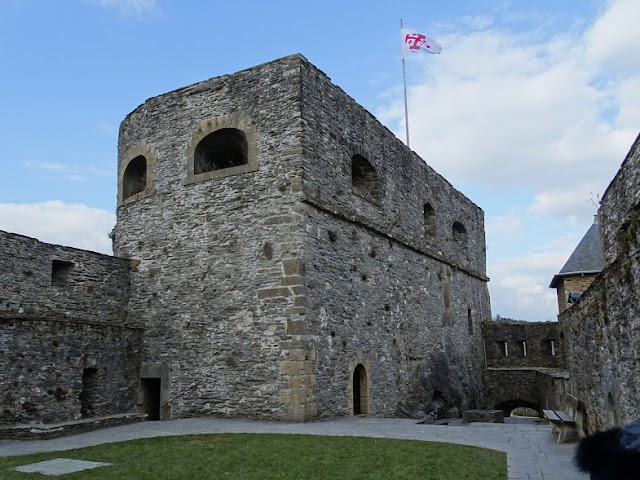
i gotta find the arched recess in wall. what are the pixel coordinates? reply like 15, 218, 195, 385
606, 392, 619, 427
184, 112, 258, 185
123, 156, 147, 200
452, 221, 468, 245
118, 141, 157, 206
424, 203, 436, 238
351, 153, 382, 204
194, 128, 248, 173
348, 354, 372, 416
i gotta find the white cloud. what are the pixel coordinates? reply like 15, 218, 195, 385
529, 185, 601, 222
22, 160, 111, 183
488, 251, 572, 321
62, 174, 89, 182
24, 161, 67, 172
584, 0, 640, 77
378, 0, 639, 226
377, 0, 640, 320
96, 121, 115, 135
0, 201, 115, 254
486, 214, 524, 239
86, 0, 156, 16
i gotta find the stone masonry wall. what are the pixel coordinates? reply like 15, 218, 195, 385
0, 318, 141, 425
560, 236, 640, 433
483, 368, 567, 415
599, 132, 640, 266
114, 55, 311, 421
299, 62, 486, 280
559, 132, 640, 433
304, 210, 487, 418
560, 270, 640, 433
0, 230, 131, 323
297, 59, 489, 418
483, 320, 562, 369
0, 230, 140, 425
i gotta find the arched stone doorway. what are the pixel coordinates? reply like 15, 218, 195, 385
353, 364, 368, 415
349, 354, 372, 416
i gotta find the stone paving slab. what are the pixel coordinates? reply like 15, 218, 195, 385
14, 458, 111, 476
0, 417, 588, 480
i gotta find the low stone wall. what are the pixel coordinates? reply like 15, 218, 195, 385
0, 413, 146, 440
0, 230, 131, 324
483, 320, 562, 369
0, 317, 142, 425
483, 368, 568, 415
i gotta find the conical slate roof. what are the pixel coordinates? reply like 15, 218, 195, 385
549, 219, 603, 288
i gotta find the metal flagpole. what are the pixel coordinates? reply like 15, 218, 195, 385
401, 19, 410, 148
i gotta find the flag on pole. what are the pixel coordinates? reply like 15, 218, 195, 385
401, 28, 442, 55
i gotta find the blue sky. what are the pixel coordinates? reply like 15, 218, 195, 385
1, 0, 639, 321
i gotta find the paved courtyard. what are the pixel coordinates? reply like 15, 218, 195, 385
0, 417, 585, 479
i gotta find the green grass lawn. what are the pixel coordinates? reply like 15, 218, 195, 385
0, 434, 507, 479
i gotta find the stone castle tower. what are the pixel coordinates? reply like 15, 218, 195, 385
114, 54, 490, 422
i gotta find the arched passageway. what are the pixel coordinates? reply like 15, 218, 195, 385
495, 399, 541, 417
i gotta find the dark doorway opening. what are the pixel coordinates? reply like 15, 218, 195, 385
141, 378, 161, 420
80, 367, 98, 418
353, 364, 367, 415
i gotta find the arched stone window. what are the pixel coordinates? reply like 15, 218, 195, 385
453, 221, 467, 244
351, 154, 381, 204
424, 203, 436, 238
123, 155, 147, 200
194, 128, 248, 174
184, 113, 258, 185
118, 140, 157, 206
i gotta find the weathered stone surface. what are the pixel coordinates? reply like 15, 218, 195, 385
113, 54, 490, 422
558, 132, 640, 434
0, 231, 141, 426
1, 54, 492, 426
483, 320, 563, 369
0, 231, 131, 324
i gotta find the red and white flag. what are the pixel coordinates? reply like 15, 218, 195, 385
401, 28, 442, 55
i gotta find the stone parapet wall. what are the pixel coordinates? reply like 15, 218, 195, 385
0, 230, 131, 324
483, 320, 562, 369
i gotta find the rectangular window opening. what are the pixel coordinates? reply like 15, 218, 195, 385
497, 341, 508, 357
520, 340, 527, 357
52, 260, 74, 286
543, 340, 556, 356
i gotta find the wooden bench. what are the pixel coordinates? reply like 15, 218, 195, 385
543, 394, 584, 443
